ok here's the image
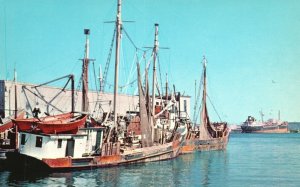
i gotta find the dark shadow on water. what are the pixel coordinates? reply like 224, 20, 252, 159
8, 170, 50, 183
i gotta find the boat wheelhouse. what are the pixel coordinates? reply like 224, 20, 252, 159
18, 127, 104, 160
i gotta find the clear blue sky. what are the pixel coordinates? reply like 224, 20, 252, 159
1, 0, 300, 123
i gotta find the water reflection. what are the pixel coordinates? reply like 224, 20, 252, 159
0, 151, 229, 186
2, 134, 300, 186
171, 151, 228, 187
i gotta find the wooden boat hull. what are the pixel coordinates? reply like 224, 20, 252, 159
5, 139, 181, 171
181, 135, 229, 154
13, 113, 74, 131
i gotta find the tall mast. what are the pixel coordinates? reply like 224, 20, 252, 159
202, 56, 207, 109
151, 23, 159, 142
99, 64, 103, 92
165, 73, 168, 105
194, 80, 197, 109
14, 68, 17, 118
194, 80, 197, 124
152, 23, 159, 117
82, 29, 90, 112
14, 68, 18, 150
199, 56, 215, 140
113, 0, 122, 126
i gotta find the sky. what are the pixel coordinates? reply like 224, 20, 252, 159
0, 0, 300, 123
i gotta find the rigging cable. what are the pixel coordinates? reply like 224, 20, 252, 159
74, 74, 83, 108
92, 61, 102, 115
207, 94, 222, 122
102, 28, 116, 92
193, 69, 204, 124
92, 61, 99, 93
122, 27, 142, 51
157, 55, 164, 97
133, 51, 152, 95
123, 49, 138, 94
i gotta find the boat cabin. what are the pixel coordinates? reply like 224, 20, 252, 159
18, 127, 105, 160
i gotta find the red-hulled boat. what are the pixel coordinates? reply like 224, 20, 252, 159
36, 114, 87, 134
12, 112, 74, 131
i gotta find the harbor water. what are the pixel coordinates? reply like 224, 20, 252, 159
1, 133, 300, 187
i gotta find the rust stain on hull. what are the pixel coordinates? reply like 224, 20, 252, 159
93, 155, 122, 164
181, 145, 195, 154
42, 157, 72, 168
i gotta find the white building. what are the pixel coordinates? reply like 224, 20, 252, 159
0, 80, 191, 119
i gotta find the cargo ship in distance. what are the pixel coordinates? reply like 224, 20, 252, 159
241, 115, 288, 133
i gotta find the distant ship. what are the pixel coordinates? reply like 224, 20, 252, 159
241, 116, 288, 133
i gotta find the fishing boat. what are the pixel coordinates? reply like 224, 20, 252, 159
182, 57, 230, 153
5, 77, 182, 171
5, 77, 182, 170
6, 128, 181, 171
6, 46, 183, 172
6, 73, 182, 170
5, 0, 186, 171
241, 115, 288, 133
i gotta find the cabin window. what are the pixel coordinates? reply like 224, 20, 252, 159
21, 134, 26, 145
184, 100, 187, 112
35, 136, 43, 148
57, 139, 62, 148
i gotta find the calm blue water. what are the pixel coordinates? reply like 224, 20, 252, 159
1, 133, 300, 187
